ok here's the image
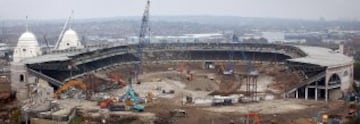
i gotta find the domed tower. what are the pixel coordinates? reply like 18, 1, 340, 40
57, 28, 84, 50
11, 17, 43, 101
13, 31, 42, 62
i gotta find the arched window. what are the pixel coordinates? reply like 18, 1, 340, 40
19, 74, 24, 82
328, 74, 341, 85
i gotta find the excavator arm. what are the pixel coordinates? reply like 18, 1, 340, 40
109, 73, 127, 86
126, 88, 144, 111
55, 80, 87, 98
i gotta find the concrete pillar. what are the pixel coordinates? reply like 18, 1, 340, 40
325, 69, 329, 102
295, 89, 299, 99
315, 81, 318, 101
305, 87, 308, 100
315, 88, 318, 101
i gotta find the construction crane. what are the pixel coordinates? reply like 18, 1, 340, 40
134, 0, 151, 83
54, 79, 87, 98
54, 11, 73, 49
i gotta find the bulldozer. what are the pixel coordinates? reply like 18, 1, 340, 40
54, 80, 87, 99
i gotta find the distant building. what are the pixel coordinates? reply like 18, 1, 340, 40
240, 33, 262, 40
127, 33, 225, 44
0, 43, 11, 58
261, 32, 285, 43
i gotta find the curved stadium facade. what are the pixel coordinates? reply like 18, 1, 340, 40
11, 42, 354, 102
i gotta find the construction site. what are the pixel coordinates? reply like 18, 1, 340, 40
0, 0, 359, 124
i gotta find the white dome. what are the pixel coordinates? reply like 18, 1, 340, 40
17, 32, 39, 47
13, 31, 42, 63
63, 29, 79, 41
57, 28, 83, 50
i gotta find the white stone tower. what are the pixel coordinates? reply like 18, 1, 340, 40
11, 17, 42, 101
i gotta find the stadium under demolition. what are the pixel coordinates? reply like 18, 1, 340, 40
4, 1, 356, 124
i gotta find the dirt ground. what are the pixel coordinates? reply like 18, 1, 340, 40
146, 98, 347, 124
96, 62, 348, 124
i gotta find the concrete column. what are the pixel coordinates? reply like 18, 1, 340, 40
295, 89, 299, 99
325, 69, 329, 102
315, 81, 318, 101
315, 88, 318, 101
305, 87, 308, 100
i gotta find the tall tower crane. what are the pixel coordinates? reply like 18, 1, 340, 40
135, 0, 151, 83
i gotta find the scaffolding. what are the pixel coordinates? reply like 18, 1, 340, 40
245, 74, 258, 102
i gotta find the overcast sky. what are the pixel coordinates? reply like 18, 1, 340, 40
0, 0, 359, 20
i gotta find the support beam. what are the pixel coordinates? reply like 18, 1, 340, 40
325, 88, 328, 102
295, 89, 299, 99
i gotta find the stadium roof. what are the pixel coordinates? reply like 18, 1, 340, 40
288, 45, 353, 67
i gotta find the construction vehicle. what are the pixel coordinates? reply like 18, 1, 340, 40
223, 64, 234, 75
211, 95, 235, 106
245, 112, 262, 124
54, 80, 87, 98
215, 63, 233, 75
122, 84, 145, 111
99, 96, 124, 111
313, 111, 343, 124
108, 103, 127, 111
170, 109, 187, 117
99, 98, 112, 108
176, 63, 193, 81
109, 73, 127, 86
98, 78, 145, 112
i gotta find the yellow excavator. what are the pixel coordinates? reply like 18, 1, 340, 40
54, 80, 87, 98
